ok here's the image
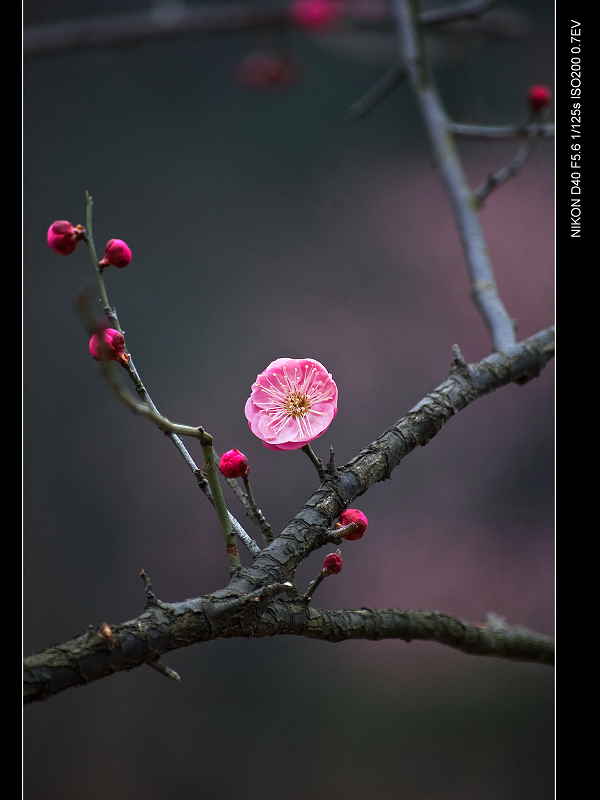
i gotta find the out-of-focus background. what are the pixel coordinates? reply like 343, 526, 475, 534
24, 2, 554, 798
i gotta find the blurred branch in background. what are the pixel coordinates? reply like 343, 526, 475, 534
23, 0, 529, 59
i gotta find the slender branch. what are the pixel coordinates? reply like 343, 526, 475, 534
419, 0, 498, 27
473, 123, 548, 205
98, 357, 262, 557
78, 204, 261, 560
291, 606, 554, 665
23, 0, 504, 58
449, 122, 555, 139
392, 0, 516, 351
241, 473, 274, 544
198, 429, 242, 571
349, 62, 407, 120
24, 2, 289, 57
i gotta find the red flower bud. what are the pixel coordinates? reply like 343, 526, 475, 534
289, 0, 340, 31
89, 328, 129, 364
526, 85, 552, 114
99, 238, 132, 269
47, 220, 81, 255
323, 552, 343, 575
335, 509, 368, 540
219, 449, 250, 479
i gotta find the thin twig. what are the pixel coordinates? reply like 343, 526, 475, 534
449, 122, 554, 139
349, 62, 407, 119
473, 124, 546, 205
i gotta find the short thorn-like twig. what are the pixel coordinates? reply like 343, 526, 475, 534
147, 657, 181, 683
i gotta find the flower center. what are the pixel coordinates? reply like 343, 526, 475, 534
284, 391, 311, 419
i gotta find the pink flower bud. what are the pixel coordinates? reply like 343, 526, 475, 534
335, 509, 368, 540
234, 51, 302, 92
47, 220, 82, 255
526, 85, 552, 114
323, 552, 343, 575
289, 0, 340, 31
219, 449, 250, 479
99, 238, 132, 269
89, 328, 130, 364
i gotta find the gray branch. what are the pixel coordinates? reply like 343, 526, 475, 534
24, 0, 505, 58
392, 0, 517, 352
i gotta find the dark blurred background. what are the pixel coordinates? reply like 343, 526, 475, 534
23, 2, 554, 798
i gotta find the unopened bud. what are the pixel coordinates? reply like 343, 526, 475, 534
219, 449, 250, 479
99, 238, 132, 269
526, 85, 552, 114
322, 552, 343, 575
89, 328, 130, 364
335, 509, 368, 540
47, 220, 83, 255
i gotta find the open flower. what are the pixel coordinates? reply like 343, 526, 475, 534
245, 358, 338, 451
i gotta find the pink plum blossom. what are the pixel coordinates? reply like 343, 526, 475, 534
99, 238, 132, 269
89, 328, 129, 365
245, 358, 338, 451
335, 509, 368, 540
219, 449, 250, 479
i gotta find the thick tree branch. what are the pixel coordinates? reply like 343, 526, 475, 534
23, 589, 553, 705
24, 327, 554, 704
288, 607, 554, 665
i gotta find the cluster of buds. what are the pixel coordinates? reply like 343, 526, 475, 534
304, 508, 368, 600
47, 219, 132, 269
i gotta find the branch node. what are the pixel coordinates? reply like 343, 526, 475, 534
450, 344, 470, 378
139, 569, 160, 608
326, 446, 337, 476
